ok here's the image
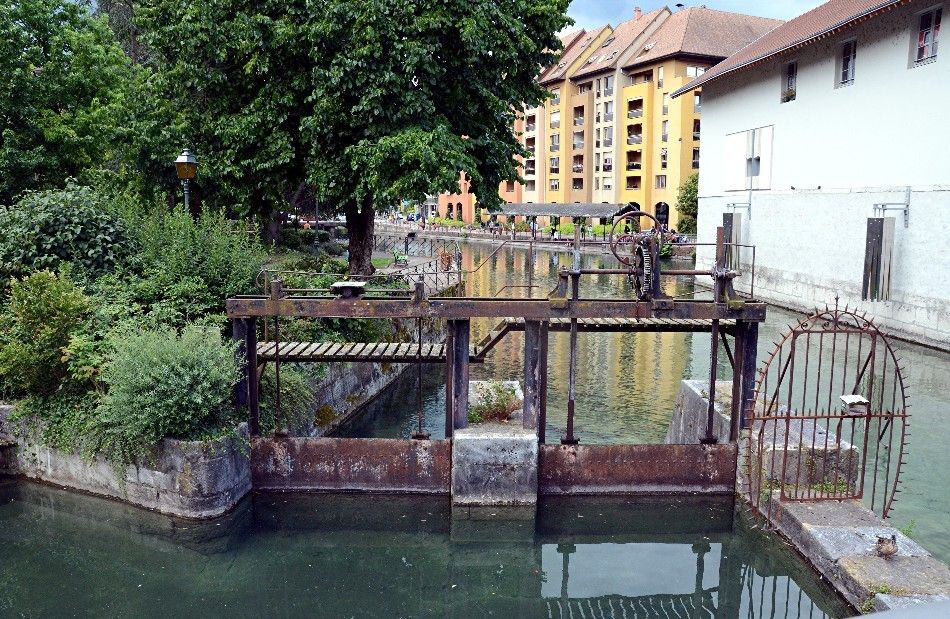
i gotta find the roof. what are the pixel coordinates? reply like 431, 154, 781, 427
624, 7, 782, 71
571, 9, 667, 80
499, 203, 622, 218
672, 0, 909, 97
540, 26, 612, 84
535, 30, 587, 80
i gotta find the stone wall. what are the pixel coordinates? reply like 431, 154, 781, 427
1, 404, 250, 519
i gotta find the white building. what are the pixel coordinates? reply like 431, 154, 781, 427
674, 0, 949, 350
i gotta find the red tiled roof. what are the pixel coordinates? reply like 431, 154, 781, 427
540, 26, 612, 84
571, 8, 668, 80
671, 0, 909, 97
625, 6, 782, 71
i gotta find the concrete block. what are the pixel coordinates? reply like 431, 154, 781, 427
452, 425, 538, 505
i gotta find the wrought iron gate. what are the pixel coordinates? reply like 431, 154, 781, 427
746, 304, 908, 520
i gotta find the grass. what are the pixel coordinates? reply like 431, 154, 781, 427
371, 256, 391, 269
468, 381, 521, 424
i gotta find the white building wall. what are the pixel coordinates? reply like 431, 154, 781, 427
696, 1, 950, 349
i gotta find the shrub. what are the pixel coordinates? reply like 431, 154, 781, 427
0, 184, 131, 284
89, 325, 239, 466
0, 271, 92, 398
468, 381, 521, 424
675, 173, 699, 234
258, 364, 315, 435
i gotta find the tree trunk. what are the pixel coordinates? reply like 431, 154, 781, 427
346, 195, 376, 277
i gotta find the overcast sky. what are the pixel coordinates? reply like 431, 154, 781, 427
567, 0, 826, 30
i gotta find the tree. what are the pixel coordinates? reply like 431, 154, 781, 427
137, 0, 570, 273
675, 173, 699, 234
0, 0, 135, 204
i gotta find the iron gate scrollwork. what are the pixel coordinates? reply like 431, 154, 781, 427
746, 304, 908, 521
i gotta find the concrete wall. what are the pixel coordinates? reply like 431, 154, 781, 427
2, 405, 250, 519
696, 1, 950, 349
251, 437, 451, 493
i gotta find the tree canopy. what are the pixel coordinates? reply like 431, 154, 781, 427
0, 0, 134, 203
675, 173, 698, 234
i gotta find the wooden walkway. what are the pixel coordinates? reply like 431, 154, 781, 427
256, 318, 734, 364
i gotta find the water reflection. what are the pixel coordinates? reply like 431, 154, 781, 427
0, 480, 852, 617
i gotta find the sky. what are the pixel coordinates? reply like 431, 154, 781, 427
567, 0, 826, 30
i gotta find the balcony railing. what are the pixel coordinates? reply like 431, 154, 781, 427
526, 123, 536, 132
661, 133, 669, 142
662, 106, 669, 115
603, 139, 613, 147
603, 164, 613, 172
552, 97, 560, 105
692, 161, 700, 169
627, 109, 643, 118
572, 164, 583, 173
604, 87, 614, 96
693, 131, 701, 141
551, 143, 560, 151
604, 112, 614, 122
550, 167, 559, 174
626, 183, 640, 190
573, 117, 584, 126
551, 120, 560, 128
627, 135, 642, 144
572, 142, 584, 150
626, 162, 642, 170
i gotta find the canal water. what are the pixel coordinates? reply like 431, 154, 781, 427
0, 480, 853, 617
341, 242, 950, 565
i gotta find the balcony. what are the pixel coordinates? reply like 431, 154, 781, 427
604, 87, 614, 96
603, 139, 613, 147
526, 123, 536, 132
626, 162, 642, 170
662, 105, 669, 115
627, 135, 642, 145
572, 142, 584, 151
604, 112, 614, 122
552, 97, 560, 106
693, 131, 701, 141
550, 167, 559, 174
551, 143, 560, 152
661, 134, 669, 142
626, 181, 641, 190
603, 164, 613, 172
572, 164, 584, 173
573, 116, 584, 126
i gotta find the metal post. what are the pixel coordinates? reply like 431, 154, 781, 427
702, 228, 726, 445
245, 317, 259, 437
445, 324, 455, 439
562, 234, 581, 445
412, 317, 429, 440
729, 322, 746, 443
740, 322, 759, 430
452, 319, 471, 431
182, 179, 190, 211
523, 321, 542, 433
538, 321, 549, 444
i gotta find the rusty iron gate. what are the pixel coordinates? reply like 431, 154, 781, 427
745, 303, 909, 521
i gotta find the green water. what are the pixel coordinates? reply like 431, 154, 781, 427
0, 480, 852, 617
341, 242, 950, 564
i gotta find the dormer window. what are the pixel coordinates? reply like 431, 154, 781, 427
602, 37, 615, 48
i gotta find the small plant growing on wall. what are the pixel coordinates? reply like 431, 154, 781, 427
468, 381, 521, 424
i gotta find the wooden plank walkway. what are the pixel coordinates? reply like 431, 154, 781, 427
256, 318, 734, 364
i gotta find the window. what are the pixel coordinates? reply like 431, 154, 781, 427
550, 111, 560, 128
661, 120, 669, 142
603, 156, 613, 172
915, 8, 942, 63
604, 75, 614, 96
604, 101, 614, 121
505, 181, 515, 192
626, 176, 641, 190
550, 156, 560, 173
660, 148, 668, 170
655, 175, 667, 189
839, 40, 856, 86
602, 37, 615, 48
595, 102, 602, 122
604, 126, 613, 147
662, 93, 669, 115
657, 65, 664, 87
572, 178, 584, 190
692, 148, 700, 169
595, 153, 601, 171
694, 92, 702, 112
550, 134, 560, 151
782, 62, 797, 102
526, 180, 536, 192
550, 179, 560, 191
595, 78, 601, 97
603, 177, 613, 190
551, 88, 561, 105
595, 128, 601, 148
578, 82, 593, 94
723, 126, 773, 191
693, 119, 701, 141
595, 177, 600, 190
686, 65, 706, 77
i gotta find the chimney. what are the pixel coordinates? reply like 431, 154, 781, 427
635, 6, 642, 19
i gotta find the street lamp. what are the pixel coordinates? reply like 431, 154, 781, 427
174, 149, 197, 210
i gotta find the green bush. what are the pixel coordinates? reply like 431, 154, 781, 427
123, 207, 266, 325
0, 271, 92, 398
258, 364, 316, 434
0, 185, 131, 284
89, 325, 240, 466
468, 381, 521, 424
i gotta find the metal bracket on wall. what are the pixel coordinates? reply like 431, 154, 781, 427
873, 186, 911, 228
726, 202, 751, 220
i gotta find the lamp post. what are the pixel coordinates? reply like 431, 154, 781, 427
174, 149, 198, 210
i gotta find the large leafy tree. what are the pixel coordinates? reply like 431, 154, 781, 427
137, 0, 570, 273
675, 172, 698, 234
0, 0, 134, 204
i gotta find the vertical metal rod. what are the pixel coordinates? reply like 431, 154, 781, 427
183, 179, 190, 211
246, 317, 260, 437
274, 314, 282, 433
412, 317, 428, 440
538, 321, 549, 444
740, 322, 758, 430
729, 323, 745, 442
452, 320, 471, 431
704, 318, 721, 444
445, 323, 455, 439
562, 266, 581, 445
523, 321, 541, 433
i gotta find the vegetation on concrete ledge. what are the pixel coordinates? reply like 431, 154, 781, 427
468, 381, 521, 424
